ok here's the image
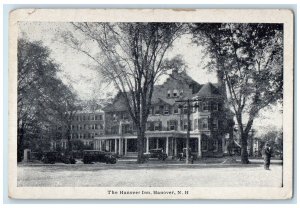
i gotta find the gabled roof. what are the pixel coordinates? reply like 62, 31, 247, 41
103, 92, 128, 112
102, 73, 225, 112
195, 82, 222, 98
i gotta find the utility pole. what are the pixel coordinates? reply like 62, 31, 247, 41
176, 99, 200, 164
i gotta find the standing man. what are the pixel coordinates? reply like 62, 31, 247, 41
262, 142, 272, 170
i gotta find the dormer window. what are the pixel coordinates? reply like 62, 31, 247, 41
164, 105, 169, 115
167, 90, 171, 98
113, 113, 117, 121
180, 90, 184, 96
155, 106, 160, 115
173, 105, 179, 114
173, 89, 179, 97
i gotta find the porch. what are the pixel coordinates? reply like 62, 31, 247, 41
94, 132, 227, 158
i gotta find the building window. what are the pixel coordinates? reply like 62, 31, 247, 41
203, 102, 209, 111
218, 120, 223, 129
173, 89, 179, 97
183, 106, 188, 114
218, 103, 223, 111
193, 102, 199, 112
194, 119, 198, 130
167, 90, 171, 98
95, 115, 103, 120
113, 113, 117, 121
212, 102, 218, 111
201, 138, 208, 151
200, 118, 208, 129
213, 140, 218, 151
154, 121, 161, 131
180, 90, 184, 96
122, 124, 132, 134
173, 105, 179, 114
122, 112, 129, 120
154, 106, 160, 115
149, 107, 153, 115
164, 105, 169, 115
168, 120, 178, 131
212, 119, 218, 129
111, 126, 119, 134
182, 120, 188, 131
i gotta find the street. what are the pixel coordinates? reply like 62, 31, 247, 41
17, 159, 283, 187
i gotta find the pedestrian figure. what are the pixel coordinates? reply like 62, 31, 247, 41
262, 142, 272, 170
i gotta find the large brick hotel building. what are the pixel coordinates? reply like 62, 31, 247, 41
93, 70, 234, 158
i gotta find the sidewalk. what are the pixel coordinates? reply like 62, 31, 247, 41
116, 156, 283, 167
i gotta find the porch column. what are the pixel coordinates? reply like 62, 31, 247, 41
115, 139, 117, 153
125, 138, 128, 156
166, 137, 169, 156
106, 140, 110, 151
146, 137, 149, 153
222, 137, 226, 153
156, 138, 159, 149
174, 138, 177, 156
198, 135, 202, 158
119, 138, 122, 155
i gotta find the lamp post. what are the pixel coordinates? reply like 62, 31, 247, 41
176, 99, 200, 164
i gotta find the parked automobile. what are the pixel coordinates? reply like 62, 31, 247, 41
82, 150, 117, 164
41, 152, 76, 164
178, 148, 197, 162
143, 148, 168, 161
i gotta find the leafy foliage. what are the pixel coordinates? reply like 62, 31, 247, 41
191, 23, 283, 163
60, 23, 185, 163
17, 39, 78, 161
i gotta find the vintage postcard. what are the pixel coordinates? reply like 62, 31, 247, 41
8, 9, 294, 199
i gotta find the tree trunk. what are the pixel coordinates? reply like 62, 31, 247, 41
241, 133, 249, 164
67, 128, 72, 154
137, 128, 146, 164
17, 126, 25, 162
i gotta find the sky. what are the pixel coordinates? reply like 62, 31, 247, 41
18, 22, 282, 136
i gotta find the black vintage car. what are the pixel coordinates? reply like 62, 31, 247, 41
82, 150, 117, 164
143, 148, 168, 161
41, 152, 76, 164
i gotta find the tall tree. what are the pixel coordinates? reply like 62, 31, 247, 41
17, 38, 78, 161
61, 23, 185, 163
191, 23, 283, 163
